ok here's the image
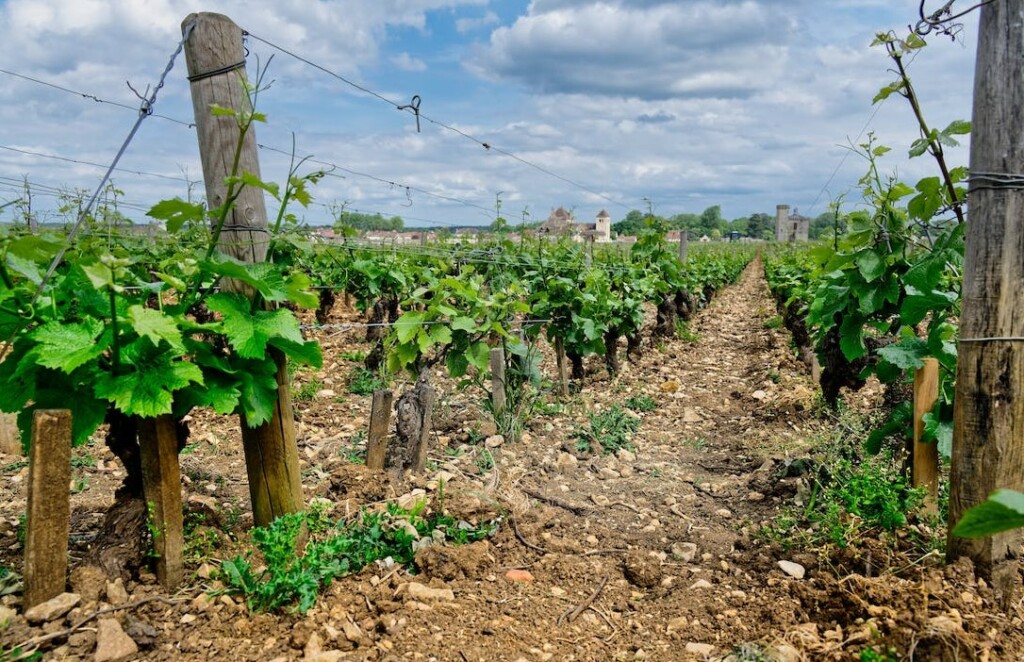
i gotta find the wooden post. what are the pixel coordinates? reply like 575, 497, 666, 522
912, 359, 940, 514
678, 229, 688, 263
366, 389, 394, 471
490, 346, 506, 419
183, 12, 304, 526
24, 410, 71, 609
137, 415, 184, 589
948, 0, 1024, 603
0, 413, 20, 456
554, 337, 570, 398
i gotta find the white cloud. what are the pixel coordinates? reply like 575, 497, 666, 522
455, 10, 499, 33
391, 53, 428, 72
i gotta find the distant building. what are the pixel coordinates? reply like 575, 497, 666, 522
535, 206, 612, 243
775, 204, 809, 242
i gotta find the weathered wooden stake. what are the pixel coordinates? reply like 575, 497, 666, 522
490, 346, 507, 419
24, 409, 71, 609
948, 0, 1024, 603
0, 413, 21, 456
137, 415, 184, 589
366, 389, 394, 471
678, 229, 688, 263
183, 12, 304, 526
912, 358, 940, 515
554, 337, 570, 398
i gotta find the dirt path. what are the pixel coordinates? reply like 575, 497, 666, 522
2, 257, 1019, 661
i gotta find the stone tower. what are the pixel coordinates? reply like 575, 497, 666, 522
595, 209, 611, 242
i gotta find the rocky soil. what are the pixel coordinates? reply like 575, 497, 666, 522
0, 259, 1021, 661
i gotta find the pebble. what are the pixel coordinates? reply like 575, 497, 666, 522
405, 582, 455, 602
666, 617, 688, 634
181, 614, 197, 624
751, 390, 768, 401
747, 491, 766, 501
778, 560, 806, 580
24, 592, 80, 624
598, 467, 621, 480
689, 579, 713, 590
555, 452, 578, 472
685, 643, 715, 655
670, 542, 698, 563
505, 569, 535, 583
105, 579, 129, 606
94, 618, 138, 662
616, 449, 636, 463
715, 508, 733, 518
682, 408, 701, 423
484, 435, 505, 448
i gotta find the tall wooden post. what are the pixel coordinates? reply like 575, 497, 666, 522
948, 0, 1024, 603
366, 389, 394, 471
490, 347, 507, 420
24, 410, 71, 609
912, 359, 940, 514
137, 415, 184, 589
678, 229, 688, 263
183, 12, 304, 526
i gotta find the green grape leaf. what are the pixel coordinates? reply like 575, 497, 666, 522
30, 319, 106, 373
855, 249, 886, 283
953, 490, 1024, 538
839, 314, 866, 361
269, 337, 323, 368
146, 198, 206, 233
446, 350, 469, 378
128, 305, 184, 352
207, 293, 305, 359
95, 358, 203, 418
394, 311, 426, 344
877, 335, 928, 370
235, 358, 280, 427
922, 412, 953, 459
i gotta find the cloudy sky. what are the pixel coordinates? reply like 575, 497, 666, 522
0, 0, 981, 229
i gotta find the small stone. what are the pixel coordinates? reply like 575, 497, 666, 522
0, 605, 16, 625
616, 449, 636, 463
689, 579, 713, 590
484, 435, 504, 448
715, 508, 733, 518
180, 614, 197, 624
598, 468, 620, 480
70, 565, 107, 603
670, 542, 698, 563
123, 615, 158, 647
685, 643, 715, 655
659, 381, 679, 393
550, 587, 566, 597
94, 618, 138, 662
192, 594, 214, 612
105, 579, 129, 606
666, 616, 688, 634
397, 489, 427, 511
778, 560, 806, 579
197, 563, 214, 580
619, 466, 635, 478
342, 619, 364, 644
505, 569, 535, 583
305, 631, 323, 659
747, 491, 765, 502
622, 551, 662, 589
751, 390, 768, 401
682, 408, 701, 423
555, 452, 578, 472
405, 582, 455, 602
315, 389, 337, 399
24, 592, 80, 624
591, 494, 610, 507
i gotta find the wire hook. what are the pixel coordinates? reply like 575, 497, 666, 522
398, 94, 422, 133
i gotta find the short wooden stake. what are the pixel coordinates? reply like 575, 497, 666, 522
0, 413, 21, 455
366, 389, 394, 471
490, 347, 507, 419
554, 337, 570, 398
24, 409, 72, 609
913, 358, 941, 515
138, 415, 184, 589
678, 229, 689, 263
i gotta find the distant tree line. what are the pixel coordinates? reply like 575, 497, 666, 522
610, 206, 844, 241
332, 210, 405, 233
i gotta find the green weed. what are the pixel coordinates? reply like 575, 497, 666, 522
675, 320, 699, 343
340, 350, 367, 362
216, 499, 497, 613
348, 367, 386, 395
762, 315, 784, 330
571, 405, 640, 455
624, 394, 658, 413
292, 379, 322, 402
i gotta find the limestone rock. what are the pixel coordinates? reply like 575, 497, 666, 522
778, 560, 806, 579
94, 618, 138, 662
24, 592, 80, 624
